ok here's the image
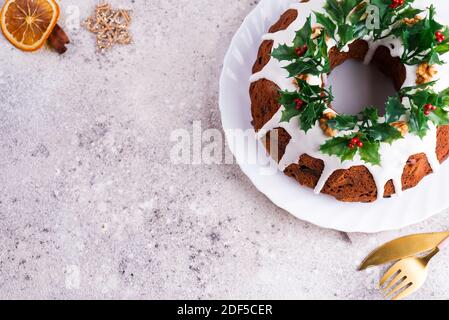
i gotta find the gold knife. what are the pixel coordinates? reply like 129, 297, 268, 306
358, 231, 449, 271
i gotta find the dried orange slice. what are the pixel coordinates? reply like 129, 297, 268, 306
1, 0, 60, 52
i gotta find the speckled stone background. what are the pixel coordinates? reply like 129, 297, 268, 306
1, 0, 449, 300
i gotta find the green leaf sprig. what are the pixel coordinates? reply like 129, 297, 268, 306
279, 78, 333, 133
400, 82, 449, 137
322, 107, 402, 165
394, 5, 449, 65
315, 0, 368, 49
321, 84, 449, 165
272, 16, 331, 77
368, 0, 422, 41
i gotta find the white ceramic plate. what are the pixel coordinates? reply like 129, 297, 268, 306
219, 0, 449, 233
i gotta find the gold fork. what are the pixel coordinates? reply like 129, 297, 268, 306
379, 247, 440, 300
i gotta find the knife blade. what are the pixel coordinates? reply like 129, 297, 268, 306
358, 231, 449, 271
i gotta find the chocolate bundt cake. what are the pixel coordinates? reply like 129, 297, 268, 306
250, 0, 449, 202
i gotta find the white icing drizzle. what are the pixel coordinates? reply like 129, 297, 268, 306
363, 36, 403, 65
250, 0, 448, 200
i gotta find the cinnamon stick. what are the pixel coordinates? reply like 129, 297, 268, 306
48, 24, 70, 54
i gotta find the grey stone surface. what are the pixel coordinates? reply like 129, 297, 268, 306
0, 0, 449, 300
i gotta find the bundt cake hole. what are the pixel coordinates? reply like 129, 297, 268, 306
327, 41, 406, 116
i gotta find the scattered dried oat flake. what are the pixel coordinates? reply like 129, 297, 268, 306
84, 2, 132, 52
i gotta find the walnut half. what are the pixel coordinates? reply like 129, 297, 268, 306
416, 62, 438, 85
319, 112, 337, 137
391, 121, 409, 136
311, 26, 323, 40
403, 15, 421, 26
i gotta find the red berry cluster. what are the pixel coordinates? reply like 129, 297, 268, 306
348, 137, 363, 149
294, 98, 305, 110
295, 44, 308, 57
423, 103, 437, 116
435, 31, 446, 44
389, 0, 404, 9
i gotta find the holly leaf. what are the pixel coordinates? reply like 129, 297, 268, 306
296, 79, 318, 97
321, 0, 368, 48
299, 102, 326, 133
321, 136, 382, 166
359, 106, 379, 123
436, 43, 449, 54
280, 108, 300, 123
342, 0, 362, 17
293, 16, 312, 47
278, 91, 302, 123
369, 0, 421, 40
385, 96, 407, 123
437, 87, 449, 108
409, 90, 430, 107
324, 0, 345, 24
272, 44, 298, 61
278, 91, 300, 123
349, 1, 367, 25
409, 107, 430, 138
278, 82, 331, 132
320, 135, 358, 162
337, 24, 355, 47
284, 58, 325, 77
400, 5, 448, 65
318, 34, 331, 63
278, 90, 298, 109
272, 16, 330, 77
296, 78, 333, 104
365, 123, 403, 144
428, 50, 443, 65
327, 114, 358, 131
359, 141, 381, 166
396, 7, 423, 20
428, 107, 449, 126
315, 12, 336, 37
400, 80, 438, 93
